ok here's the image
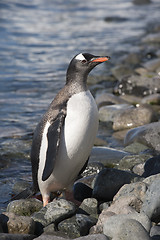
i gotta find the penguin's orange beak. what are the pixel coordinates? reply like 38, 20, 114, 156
91, 56, 110, 63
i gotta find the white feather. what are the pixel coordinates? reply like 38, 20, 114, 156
75, 53, 86, 61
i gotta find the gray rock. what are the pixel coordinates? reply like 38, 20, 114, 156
95, 92, 128, 108
0, 233, 35, 240
75, 234, 109, 240
142, 155, 160, 177
89, 147, 129, 167
34, 235, 70, 240
150, 225, 160, 238
7, 199, 43, 216
111, 65, 134, 81
112, 219, 151, 240
79, 198, 98, 217
92, 168, 140, 201
143, 58, 160, 72
142, 93, 160, 105
73, 182, 93, 202
99, 104, 133, 122
103, 213, 151, 238
113, 105, 155, 131
32, 199, 76, 227
141, 179, 160, 222
12, 180, 32, 195
58, 214, 97, 238
132, 163, 145, 176
124, 122, 160, 153
143, 173, 160, 185
0, 212, 35, 234
123, 142, 149, 154
80, 162, 104, 178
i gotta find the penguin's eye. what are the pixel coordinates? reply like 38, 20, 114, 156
81, 59, 87, 64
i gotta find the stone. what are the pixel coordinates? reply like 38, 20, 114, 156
141, 179, 160, 222
12, 180, 32, 195
113, 105, 155, 131
58, 214, 97, 238
142, 93, 160, 105
142, 33, 160, 44
32, 199, 76, 227
92, 168, 140, 201
143, 58, 160, 72
123, 142, 149, 154
0, 233, 35, 240
117, 154, 150, 172
132, 163, 145, 176
78, 198, 98, 217
99, 104, 133, 122
80, 162, 104, 178
143, 173, 160, 185
7, 199, 43, 216
95, 92, 127, 108
142, 155, 160, 177
75, 234, 109, 240
0, 212, 35, 235
150, 225, 160, 238
73, 182, 93, 202
124, 122, 160, 153
89, 147, 129, 167
103, 213, 151, 238
33, 235, 70, 240
111, 65, 134, 81
112, 219, 151, 240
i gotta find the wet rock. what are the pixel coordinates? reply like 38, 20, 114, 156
122, 52, 142, 65
113, 105, 155, 131
103, 213, 151, 238
94, 137, 108, 146
143, 58, 160, 72
95, 92, 128, 108
133, 0, 151, 5
7, 199, 43, 216
141, 93, 160, 105
92, 168, 140, 201
12, 180, 32, 195
78, 198, 98, 217
142, 155, 160, 177
142, 33, 160, 44
124, 122, 160, 153
32, 199, 76, 227
89, 146, 129, 167
0, 212, 35, 234
0, 233, 35, 240
123, 142, 150, 154
141, 178, 160, 222
99, 103, 133, 123
112, 219, 151, 240
117, 154, 151, 171
111, 65, 134, 81
58, 214, 97, 238
150, 225, 160, 239
73, 182, 93, 202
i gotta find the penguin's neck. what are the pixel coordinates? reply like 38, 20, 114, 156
66, 69, 88, 93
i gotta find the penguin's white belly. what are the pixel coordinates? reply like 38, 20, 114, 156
39, 90, 99, 194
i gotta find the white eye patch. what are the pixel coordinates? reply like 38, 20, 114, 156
75, 53, 86, 61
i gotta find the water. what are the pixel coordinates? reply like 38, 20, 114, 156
0, 0, 160, 211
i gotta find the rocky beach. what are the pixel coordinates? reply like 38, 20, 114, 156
0, 0, 160, 239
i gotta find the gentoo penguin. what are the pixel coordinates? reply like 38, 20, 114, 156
31, 53, 110, 206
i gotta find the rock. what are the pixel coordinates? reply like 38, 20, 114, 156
80, 162, 104, 178
33, 235, 70, 240
143, 173, 160, 185
142, 155, 160, 177
103, 213, 151, 238
113, 105, 155, 131
122, 52, 142, 65
143, 58, 160, 72
141, 179, 160, 222
58, 214, 97, 238
0, 212, 35, 234
99, 104, 133, 122
142, 33, 160, 44
124, 122, 160, 153
92, 168, 140, 201
132, 163, 145, 176
12, 180, 32, 195
7, 199, 43, 216
73, 182, 93, 202
111, 65, 134, 81
95, 92, 128, 108
78, 198, 98, 217
133, 0, 151, 4
142, 93, 160, 105
112, 219, 151, 240
150, 225, 160, 239
89, 147, 129, 167
117, 154, 150, 171
0, 233, 35, 240
123, 142, 149, 154
76, 234, 109, 240
32, 199, 76, 227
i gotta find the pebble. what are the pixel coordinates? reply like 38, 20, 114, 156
7, 199, 43, 216
124, 121, 160, 153
32, 199, 76, 228
73, 182, 93, 202
78, 198, 98, 217
150, 225, 160, 239
0, 233, 35, 240
123, 142, 151, 154
113, 105, 155, 131
141, 178, 160, 223
141, 93, 160, 105
92, 168, 140, 201
143, 58, 160, 72
142, 155, 160, 177
111, 64, 134, 81
95, 92, 128, 108
112, 219, 151, 240
0, 212, 35, 235
89, 146, 129, 167
103, 213, 151, 238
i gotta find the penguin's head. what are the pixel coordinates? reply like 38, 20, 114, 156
66, 53, 110, 84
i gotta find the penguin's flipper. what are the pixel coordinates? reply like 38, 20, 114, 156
42, 110, 66, 181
